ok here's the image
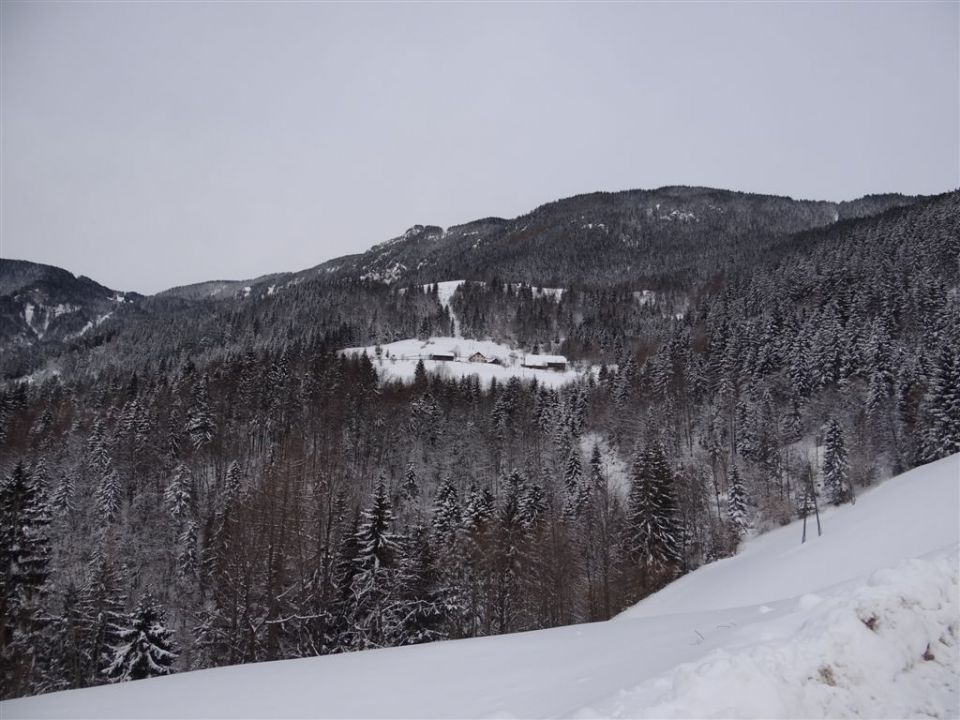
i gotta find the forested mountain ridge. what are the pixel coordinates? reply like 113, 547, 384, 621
0, 186, 925, 380
0, 260, 142, 374
312, 186, 923, 288
0, 185, 957, 701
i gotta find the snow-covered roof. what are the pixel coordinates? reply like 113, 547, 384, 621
522, 354, 567, 367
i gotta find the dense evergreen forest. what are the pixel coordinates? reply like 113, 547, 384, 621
1, 188, 958, 699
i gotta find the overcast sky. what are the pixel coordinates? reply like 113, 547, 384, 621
2, 2, 958, 294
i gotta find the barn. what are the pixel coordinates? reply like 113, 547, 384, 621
521, 354, 568, 371
429, 351, 455, 362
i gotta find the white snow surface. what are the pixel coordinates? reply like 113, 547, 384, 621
4, 454, 958, 719
22, 302, 80, 338
341, 336, 584, 388
427, 280, 466, 336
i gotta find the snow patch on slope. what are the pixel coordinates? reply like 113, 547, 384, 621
23, 302, 80, 338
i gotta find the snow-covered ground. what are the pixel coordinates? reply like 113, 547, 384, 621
4, 454, 958, 719
341, 337, 585, 388
349, 280, 583, 387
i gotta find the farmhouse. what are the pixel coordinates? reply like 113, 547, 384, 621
468, 352, 489, 363
521, 354, 568, 371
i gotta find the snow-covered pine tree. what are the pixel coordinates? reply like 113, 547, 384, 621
590, 443, 606, 494
413, 359, 428, 390
81, 554, 127, 684
823, 418, 851, 505
394, 525, 445, 646
431, 479, 461, 543
186, 374, 216, 451
727, 463, 749, 537
49, 472, 75, 519
104, 593, 177, 682
51, 583, 88, 690
177, 520, 199, 580
401, 463, 419, 501
95, 462, 121, 524
164, 463, 193, 522
626, 444, 683, 575
347, 480, 404, 649
562, 444, 587, 519
519, 481, 546, 530
462, 485, 495, 535
0, 461, 51, 698
919, 343, 960, 461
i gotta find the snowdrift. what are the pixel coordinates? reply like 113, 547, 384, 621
4, 454, 958, 719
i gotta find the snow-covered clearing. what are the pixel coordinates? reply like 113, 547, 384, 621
4, 454, 958, 719
426, 280, 466, 336
351, 280, 578, 387
419, 280, 565, 338
341, 337, 584, 388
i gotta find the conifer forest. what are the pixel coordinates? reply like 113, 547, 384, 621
1, 187, 958, 699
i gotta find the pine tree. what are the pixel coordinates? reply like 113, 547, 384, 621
87, 421, 121, 524
177, 521, 199, 580
823, 419, 851, 505
50, 472, 75, 519
562, 444, 586, 519
413, 359, 428, 390
164, 463, 193, 522
394, 525, 445, 645
626, 444, 683, 573
590, 443, 606, 493
401, 463, 419, 501
355, 481, 401, 573
347, 481, 404, 649
104, 593, 177, 682
431, 479, 461, 543
95, 463, 121, 524
52, 583, 88, 690
519, 482, 546, 530
462, 486, 494, 534
919, 344, 960, 461
727, 463, 749, 537
0, 462, 51, 698
187, 374, 216, 451
223, 460, 243, 505
81, 554, 127, 684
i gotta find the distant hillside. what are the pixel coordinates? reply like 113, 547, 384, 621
0, 186, 932, 379
0, 259, 142, 377
313, 187, 923, 288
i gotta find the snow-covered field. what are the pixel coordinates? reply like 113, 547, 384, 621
341, 337, 585, 388
351, 279, 583, 387
4, 454, 958, 719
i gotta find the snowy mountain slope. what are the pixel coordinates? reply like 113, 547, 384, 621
317, 188, 927, 288
4, 455, 957, 720
620, 451, 960, 619
0, 259, 134, 347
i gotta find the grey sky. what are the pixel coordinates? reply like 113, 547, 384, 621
2, 2, 958, 294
